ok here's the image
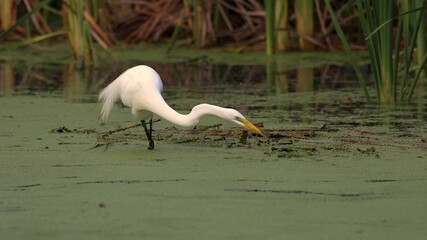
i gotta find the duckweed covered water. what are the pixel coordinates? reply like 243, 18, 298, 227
1, 88, 426, 240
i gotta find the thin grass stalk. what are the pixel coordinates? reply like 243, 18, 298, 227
295, 0, 314, 51
265, 0, 275, 55
325, 0, 371, 103
192, 0, 200, 48
399, 0, 410, 102
166, 8, 184, 54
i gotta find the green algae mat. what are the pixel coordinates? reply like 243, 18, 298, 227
1, 89, 426, 240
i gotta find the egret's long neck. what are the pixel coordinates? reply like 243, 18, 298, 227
140, 92, 227, 128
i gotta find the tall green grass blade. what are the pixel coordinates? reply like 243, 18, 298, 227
325, 0, 371, 103
399, 0, 410, 102
392, 18, 403, 101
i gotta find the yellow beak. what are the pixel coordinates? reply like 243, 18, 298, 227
237, 117, 266, 138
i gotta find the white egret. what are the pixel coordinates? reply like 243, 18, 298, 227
98, 65, 265, 150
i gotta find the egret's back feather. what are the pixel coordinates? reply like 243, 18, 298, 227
98, 76, 122, 120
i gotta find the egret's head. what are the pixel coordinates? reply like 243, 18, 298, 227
192, 104, 266, 137
227, 109, 265, 137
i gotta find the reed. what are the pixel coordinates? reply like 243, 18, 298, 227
327, 0, 426, 104
265, 0, 275, 55
62, 0, 94, 67
295, 0, 314, 51
357, 0, 426, 104
358, 0, 394, 103
275, 0, 289, 51
0, 0, 15, 32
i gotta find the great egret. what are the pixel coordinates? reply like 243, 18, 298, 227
98, 65, 265, 150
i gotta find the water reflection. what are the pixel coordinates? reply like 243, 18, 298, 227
0, 64, 14, 96
1, 61, 426, 129
0, 61, 360, 99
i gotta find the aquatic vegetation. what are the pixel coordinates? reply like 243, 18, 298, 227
327, 0, 427, 104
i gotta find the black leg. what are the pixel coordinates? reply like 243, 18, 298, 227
148, 118, 154, 150
141, 119, 155, 150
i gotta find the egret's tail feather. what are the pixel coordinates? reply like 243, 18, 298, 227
98, 79, 121, 120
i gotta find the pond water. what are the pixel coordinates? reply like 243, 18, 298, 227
1, 58, 427, 239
